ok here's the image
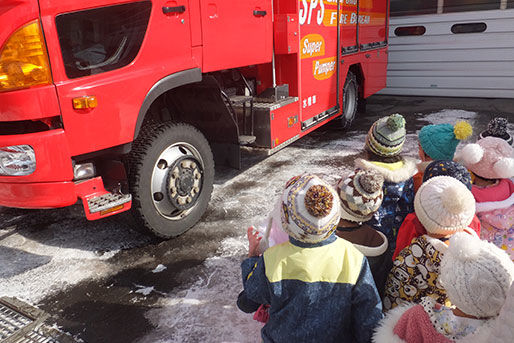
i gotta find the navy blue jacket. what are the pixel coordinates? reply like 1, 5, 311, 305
241, 234, 383, 343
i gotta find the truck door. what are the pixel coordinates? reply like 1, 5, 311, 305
200, 0, 273, 72
358, 0, 388, 96
39, 0, 195, 156
299, 0, 339, 127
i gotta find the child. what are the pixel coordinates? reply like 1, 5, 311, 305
239, 174, 383, 342
393, 160, 481, 260
373, 232, 514, 342
480, 117, 512, 145
335, 169, 389, 296
383, 176, 476, 311
413, 121, 472, 192
458, 136, 514, 260
355, 113, 417, 254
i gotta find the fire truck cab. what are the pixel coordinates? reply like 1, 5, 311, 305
0, 0, 389, 237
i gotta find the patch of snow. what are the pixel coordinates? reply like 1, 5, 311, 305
134, 285, 155, 296
152, 264, 167, 273
138, 235, 261, 343
0, 211, 152, 303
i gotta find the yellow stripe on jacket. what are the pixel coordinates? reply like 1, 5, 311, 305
263, 238, 364, 285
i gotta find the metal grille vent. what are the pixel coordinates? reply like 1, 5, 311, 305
0, 303, 33, 340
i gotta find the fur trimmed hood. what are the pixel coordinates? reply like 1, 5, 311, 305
372, 304, 413, 343
355, 157, 418, 183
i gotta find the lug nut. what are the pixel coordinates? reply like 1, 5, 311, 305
186, 196, 192, 203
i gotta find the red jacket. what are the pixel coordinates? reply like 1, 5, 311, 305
393, 212, 481, 260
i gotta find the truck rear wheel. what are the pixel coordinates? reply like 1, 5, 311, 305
127, 122, 214, 238
341, 71, 358, 128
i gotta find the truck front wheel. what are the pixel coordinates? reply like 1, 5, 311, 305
127, 122, 214, 238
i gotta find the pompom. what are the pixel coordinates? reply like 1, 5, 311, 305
459, 143, 484, 165
493, 158, 514, 179
487, 117, 508, 136
358, 170, 384, 194
448, 232, 482, 261
442, 184, 474, 214
454, 121, 472, 140
304, 185, 333, 218
386, 113, 405, 131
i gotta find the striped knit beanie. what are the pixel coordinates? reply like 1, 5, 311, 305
337, 170, 384, 223
280, 175, 340, 243
366, 113, 406, 157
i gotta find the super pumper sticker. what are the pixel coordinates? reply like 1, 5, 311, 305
301, 34, 325, 59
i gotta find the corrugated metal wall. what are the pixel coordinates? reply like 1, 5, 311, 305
380, 9, 514, 98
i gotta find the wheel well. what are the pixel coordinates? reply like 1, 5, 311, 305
349, 64, 364, 98
137, 75, 241, 168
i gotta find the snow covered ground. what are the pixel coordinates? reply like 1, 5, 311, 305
0, 99, 512, 342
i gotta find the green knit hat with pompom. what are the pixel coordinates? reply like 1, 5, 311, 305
365, 113, 406, 157
418, 121, 472, 160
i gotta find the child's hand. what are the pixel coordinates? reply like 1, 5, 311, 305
247, 226, 262, 257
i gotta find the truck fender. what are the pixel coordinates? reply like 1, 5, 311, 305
134, 68, 202, 139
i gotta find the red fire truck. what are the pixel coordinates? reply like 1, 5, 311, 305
0, 0, 389, 238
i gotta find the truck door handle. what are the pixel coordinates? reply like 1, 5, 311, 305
365, 53, 371, 58
253, 10, 267, 17
162, 5, 186, 14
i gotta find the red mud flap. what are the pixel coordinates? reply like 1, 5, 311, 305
75, 177, 132, 220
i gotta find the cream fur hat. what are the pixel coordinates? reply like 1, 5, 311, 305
280, 175, 340, 243
440, 232, 514, 318
414, 176, 475, 235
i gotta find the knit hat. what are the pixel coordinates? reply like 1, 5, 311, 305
365, 113, 406, 157
414, 176, 475, 235
458, 136, 514, 179
280, 175, 340, 243
422, 160, 472, 190
337, 169, 384, 223
480, 117, 513, 146
439, 232, 514, 318
418, 121, 472, 160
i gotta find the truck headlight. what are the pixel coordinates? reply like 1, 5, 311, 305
0, 145, 36, 176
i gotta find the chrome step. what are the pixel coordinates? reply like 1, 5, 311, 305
87, 193, 132, 213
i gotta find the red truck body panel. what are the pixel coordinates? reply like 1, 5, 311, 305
0, 0, 389, 212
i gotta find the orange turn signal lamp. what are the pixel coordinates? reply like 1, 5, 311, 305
73, 96, 98, 109
0, 20, 52, 93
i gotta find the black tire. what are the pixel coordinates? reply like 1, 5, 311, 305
341, 71, 359, 129
127, 122, 214, 238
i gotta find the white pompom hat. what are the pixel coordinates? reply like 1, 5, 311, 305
439, 232, 514, 318
414, 176, 475, 235
457, 136, 514, 179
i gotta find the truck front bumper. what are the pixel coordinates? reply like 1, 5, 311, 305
0, 181, 76, 208
0, 129, 76, 208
